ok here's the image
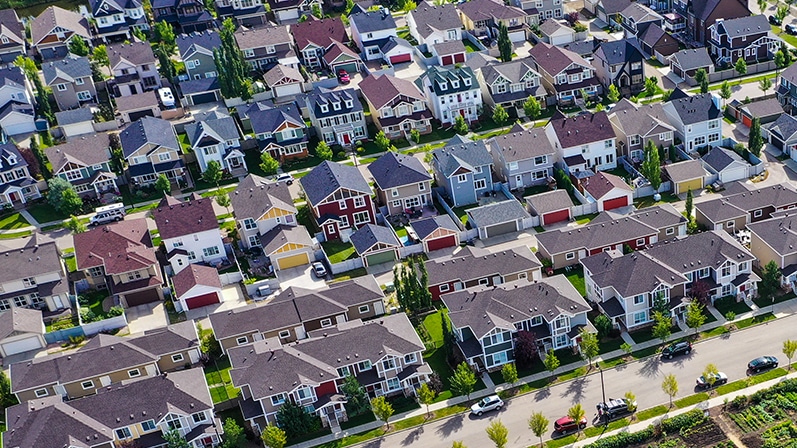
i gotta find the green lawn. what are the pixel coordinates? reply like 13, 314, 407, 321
424, 348, 454, 402
714, 296, 752, 316
27, 203, 70, 224
178, 133, 192, 154
523, 185, 551, 197
204, 357, 232, 386
674, 392, 709, 408
635, 405, 668, 421
753, 292, 796, 309
64, 255, 77, 273
420, 309, 448, 346
80, 289, 108, 317
331, 267, 368, 281
120, 184, 162, 207
321, 240, 358, 264
0, 230, 32, 239
628, 325, 679, 344
633, 192, 680, 209
0, 212, 29, 230
463, 39, 481, 53
452, 204, 478, 226
575, 213, 598, 224
552, 266, 586, 297
735, 312, 776, 329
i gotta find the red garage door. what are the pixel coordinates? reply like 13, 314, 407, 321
454, 53, 465, 63
185, 292, 220, 310
542, 209, 570, 226
442, 55, 453, 65
427, 235, 457, 251
390, 53, 411, 64
742, 115, 752, 127
603, 196, 629, 211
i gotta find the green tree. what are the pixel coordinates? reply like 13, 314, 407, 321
340, 375, 370, 417
759, 77, 773, 95
760, 260, 782, 300
694, 68, 708, 94
201, 160, 223, 190
543, 349, 559, 381
215, 191, 232, 216
685, 299, 707, 336
91, 45, 110, 78
47, 177, 83, 215
776, 50, 787, 73
624, 391, 637, 412
214, 18, 251, 100
155, 174, 171, 196
261, 425, 287, 448
492, 104, 509, 127
662, 373, 679, 408
652, 311, 672, 343
316, 140, 333, 161
374, 130, 391, 151
749, 117, 763, 157
345, 0, 355, 13
777, 4, 789, 22
259, 151, 279, 175
454, 115, 469, 135
16, 55, 53, 123
276, 400, 320, 439
0, 371, 17, 409
719, 81, 732, 107
452, 442, 467, 448
734, 57, 747, 81
450, 362, 477, 400
398, 0, 417, 12
486, 420, 508, 448
702, 363, 720, 388
528, 411, 549, 448
620, 342, 633, 357
68, 37, 89, 56
152, 21, 176, 54
220, 418, 245, 448
410, 128, 421, 144
781, 42, 794, 67
783, 340, 797, 370
29, 135, 51, 179
567, 404, 586, 438
641, 139, 662, 191
644, 76, 658, 97
163, 428, 190, 448
685, 189, 693, 224
523, 95, 542, 120
498, 22, 512, 62
607, 84, 620, 103
593, 314, 613, 340
311, 3, 322, 17
371, 396, 394, 430
417, 382, 436, 417
199, 328, 221, 359
65, 215, 87, 233
501, 362, 518, 387
155, 43, 175, 80
578, 329, 599, 368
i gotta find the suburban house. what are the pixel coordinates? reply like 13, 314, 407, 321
748, 213, 797, 287
291, 17, 350, 70
490, 123, 557, 190
695, 184, 797, 232
442, 275, 592, 371
151, 0, 214, 33
669, 47, 714, 80
267, 0, 321, 24
184, 110, 245, 176
89, 0, 148, 42
415, 65, 481, 126
108, 41, 161, 97
305, 87, 367, 147
527, 41, 600, 106
411, 215, 461, 252
229, 313, 428, 432
583, 230, 758, 330
9, 320, 200, 401
707, 15, 779, 66
177, 30, 222, 80
368, 151, 432, 216
263, 64, 304, 99
638, 24, 679, 63
545, 110, 617, 173
359, 73, 432, 140
701, 146, 752, 184
586, 0, 631, 26
350, 8, 414, 65
120, 116, 185, 187
0, 9, 27, 63
300, 160, 376, 241
30, 6, 91, 60
595, 204, 688, 242
674, 0, 751, 45
171, 263, 223, 311
592, 38, 646, 97
0, 143, 41, 206
73, 219, 165, 307
234, 25, 297, 72
662, 89, 723, 152
208, 275, 386, 352
215, 0, 267, 27
0, 234, 68, 315
580, 171, 633, 212
457, 0, 528, 43
54, 107, 95, 137
323, 41, 365, 78
618, 2, 662, 37
663, 159, 708, 195
0, 308, 46, 357
425, 246, 542, 300
242, 102, 308, 162
153, 194, 226, 274
0, 68, 35, 110
608, 99, 675, 160
230, 174, 296, 249
525, 189, 573, 226
476, 58, 545, 118
431, 137, 494, 207
42, 55, 96, 111
0, 66, 35, 138
407, 3, 463, 48
350, 224, 402, 267
778, 62, 797, 113
512, 0, 563, 22
766, 113, 797, 156
4, 369, 220, 448
45, 132, 119, 199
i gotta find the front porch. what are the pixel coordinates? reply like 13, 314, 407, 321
73, 172, 119, 200
223, 149, 248, 178
0, 180, 41, 206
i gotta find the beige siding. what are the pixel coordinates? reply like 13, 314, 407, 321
62, 362, 154, 398
156, 349, 197, 371
750, 232, 784, 268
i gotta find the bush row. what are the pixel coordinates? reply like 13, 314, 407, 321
584, 409, 707, 448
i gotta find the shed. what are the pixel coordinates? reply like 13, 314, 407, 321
466, 200, 530, 239
117, 91, 162, 124
525, 189, 573, 226
701, 147, 751, 184
55, 107, 95, 137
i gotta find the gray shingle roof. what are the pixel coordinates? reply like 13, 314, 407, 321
45, 132, 111, 173
599, 0, 632, 15
185, 114, 240, 148
108, 41, 155, 68
525, 189, 572, 215
0, 234, 61, 285
260, 224, 312, 255
646, 229, 755, 270
595, 38, 643, 66
536, 216, 657, 255
350, 9, 396, 34
177, 29, 222, 58
490, 126, 557, 162
41, 55, 92, 85
697, 185, 797, 224
264, 64, 303, 88
367, 151, 431, 190
466, 200, 530, 228
480, 58, 538, 85
702, 147, 747, 172
424, 246, 541, 285
715, 14, 769, 38
432, 140, 493, 178
180, 76, 219, 94
4, 396, 113, 448
0, 307, 43, 341
300, 160, 371, 206
663, 159, 707, 184
359, 73, 425, 110
30, 6, 90, 46
0, 66, 26, 89
54, 107, 93, 126
457, 0, 526, 22
120, 116, 179, 158
669, 48, 713, 71
410, 215, 459, 240
117, 91, 159, 113
766, 113, 797, 141
666, 91, 721, 125
415, 64, 477, 96
234, 25, 290, 50
433, 40, 466, 56
230, 174, 295, 221
581, 249, 687, 298
608, 99, 674, 138
244, 102, 303, 135
620, 1, 661, 22
740, 98, 783, 118
539, 19, 569, 36
748, 214, 797, 257
408, 3, 462, 39
350, 223, 400, 254
209, 299, 301, 340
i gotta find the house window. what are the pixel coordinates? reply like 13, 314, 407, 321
338, 199, 347, 210
164, 414, 183, 430
0, 300, 9, 311
353, 211, 370, 225
708, 120, 719, 129
636, 238, 645, 246
116, 428, 133, 439
172, 353, 184, 363
456, 174, 468, 183
439, 283, 450, 292
666, 227, 675, 235
358, 360, 372, 371
278, 330, 290, 339
236, 336, 248, 345
534, 156, 547, 165
158, 152, 171, 162
478, 278, 489, 286
419, 182, 426, 191
126, 271, 142, 281
340, 216, 349, 227
382, 357, 397, 370
359, 305, 370, 314
565, 252, 575, 260
629, 135, 641, 146
392, 200, 401, 208
142, 420, 156, 431
660, 132, 673, 141
354, 196, 366, 208
721, 264, 732, 277
474, 179, 486, 190
77, 91, 92, 101
191, 411, 207, 423
320, 318, 332, 327
633, 311, 647, 324
531, 315, 543, 326
508, 161, 518, 171
128, 369, 141, 378
75, 77, 85, 85
296, 386, 313, 400
726, 221, 735, 228
203, 246, 220, 257
243, 218, 257, 230
699, 267, 710, 278
386, 377, 400, 391
337, 365, 351, 377
22, 277, 36, 287
57, 84, 67, 91
34, 388, 48, 397
633, 294, 645, 305
754, 210, 763, 218
739, 261, 749, 271
271, 393, 287, 406
12, 296, 26, 307
404, 353, 417, 363
81, 380, 94, 390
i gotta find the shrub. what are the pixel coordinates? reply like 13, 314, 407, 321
730, 394, 748, 410
583, 425, 654, 448
77, 295, 89, 306
660, 409, 707, 434
107, 306, 124, 317
80, 308, 97, 323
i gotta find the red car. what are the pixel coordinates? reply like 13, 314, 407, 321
337, 69, 350, 84
554, 415, 587, 433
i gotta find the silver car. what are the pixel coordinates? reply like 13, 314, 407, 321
312, 262, 328, 278
470, 395, 503, 416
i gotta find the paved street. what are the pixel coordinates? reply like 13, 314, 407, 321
350, 311, 797, 448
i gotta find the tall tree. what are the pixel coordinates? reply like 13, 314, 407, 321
29, 135, 50, 178
374, 130, 391, 151
0, 371, 16, 409
486, 420, 509, 448
16, 56, 53, 123
734, 57, 747, 82
783, 340, 797, 370
523, 95, 542, 120
163, 429, 190, 448
606, 84, 620, 103
567, 404, 586, 439
450, 362, 477, 400
498, 22, 512, 62
644, 76, 658, 97
514, 330, 538, 367
155, 174, 171, 196
749, 117, 763, 157
652, 311, 672, 343
47, 177, 83, 215
662, 373, 679, 408
776, 50, 787, 74
201, 160, 223, 190
528, 412, 549, 448
214, 18, 251, 100
220, 418, 245, 448
685, 299, 707, 336
276, 400, 320, 439
454, 115, 469, 135
759, 260, 782, 299
777, 4, 789, 22
261, 425, 287, 448
417, 382, 436, 417
685, 189, 693, 224
340, 375, 370, 417
259, 152, 279, 175
151, 21, 176, 54
398, 0, 417, 12
492, 104, 509, 127
68, 37, 89, 56
371, 396, 394, 430
91, 45, 110, 82
155, 43, 175, 81
543, 349, 559, 381
641, 139, 661, 191
578, 329, 599, 368
316, 140, 333, 161
694, 68, 708, 94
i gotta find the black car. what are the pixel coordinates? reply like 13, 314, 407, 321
662, 341, 692, 359
787, 24, 797, 35
748, 356, 778, 373
597, 398, 636, 421
770, 15, 782, 26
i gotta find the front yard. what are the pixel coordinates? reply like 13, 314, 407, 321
714, 296, 752, 317
0, 212, 29, 230
320, 240, 358, 264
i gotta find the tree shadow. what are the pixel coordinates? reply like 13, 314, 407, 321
637, 356, 661, 378
436, 413, 464, 438
362, 436, 384, 448
561, 376, 589, 404
535, 385, 552, 401
400, 425, 423, 446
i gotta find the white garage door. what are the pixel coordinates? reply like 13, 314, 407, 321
1, 118, 36, 136
2, 336, 42, 356
721, 167, 748, 183
63, 122, 95, 137
275, 83, 303, 97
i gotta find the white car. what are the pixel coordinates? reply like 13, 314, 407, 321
470, 395, 503, 416
277, 173, 293, 185
312, 262, 327, 278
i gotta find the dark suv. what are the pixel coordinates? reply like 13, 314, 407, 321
597, 398, 636, 421
662, 341, 692, 359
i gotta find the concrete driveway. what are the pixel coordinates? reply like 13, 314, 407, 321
126, 302, 168, 334
184, 284, 249, 320
277, 265, 326, 290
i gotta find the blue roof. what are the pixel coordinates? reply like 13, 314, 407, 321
176, 30, 222, 58
367, 151, 430, 190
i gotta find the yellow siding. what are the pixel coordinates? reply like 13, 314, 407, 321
261, 208, 291, 220
676, 178, 703, 195
274, 243, 308, 254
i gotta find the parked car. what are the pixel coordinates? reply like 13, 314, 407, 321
312, 261, 328, 278
276, 173, 293, 185
696, 371, 728, 389
337, 69, 350, 84
554, 415, 587, 433
596, 398, 636, 420
787, 24, 797, 35
661, 341, 692, 359
748, 356, 778, 373
470, 395, 503, 416
769, 15, 782, 26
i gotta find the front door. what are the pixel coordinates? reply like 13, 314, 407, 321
8, 192, 17, 202
515, 175, 523, 187
343, 133, 351, 144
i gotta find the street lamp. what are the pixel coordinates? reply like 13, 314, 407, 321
595, 363, 607, 426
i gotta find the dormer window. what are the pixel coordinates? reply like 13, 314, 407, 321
439, 81, 448, 90
345, 100, 353, 108
320, 103, 328, 113
332, 101, 341, 111
0, 36, 7, 44
464, 78, 471, 86
451, 79, 459, 88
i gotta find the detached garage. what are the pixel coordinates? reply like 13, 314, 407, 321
411, 215, 460, 253
467, 200, 531, 240
0, 308, 46, 357
116, 91, 162, 125
581, 171, 633, 213
663, 159, 707, 195
525, 189, 573, 227
55, 107, 95, 138
261, 224, 314, 271
172, 264, 222, 312
701, 147, 752, 184
351, 224, 401, 268
264, 64, 305, 99
180, 77, 221, 106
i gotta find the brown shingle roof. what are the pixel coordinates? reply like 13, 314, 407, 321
73, 219, 154, 273
152, 194, 219, 240
359, 73, 425, 109
291, 16, 348, 51
234, 24, 291, 50
30, 6, 90, 46
424, 246, 541, 286
45, 132, 111, 173
0, 307, 43, 340
582, 171, 631, 200
528, 41, 588, 76
548, 111, 616, 149
230, 174, 295, 221
172, 264, 221, 297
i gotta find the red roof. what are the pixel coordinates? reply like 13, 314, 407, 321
152, 194, 219, 240
292, 16, 348, 51
172, 264, 222, 298
74, 219, 156, 274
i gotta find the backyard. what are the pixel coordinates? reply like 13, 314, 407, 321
633, 192, 680, 209
321, 240, 358, 264
204, 356, 240, 404
552, 266, 586, 297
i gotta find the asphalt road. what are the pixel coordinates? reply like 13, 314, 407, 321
356, 314, 797, 448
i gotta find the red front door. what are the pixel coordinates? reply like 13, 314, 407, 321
343, 133, 351, 144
